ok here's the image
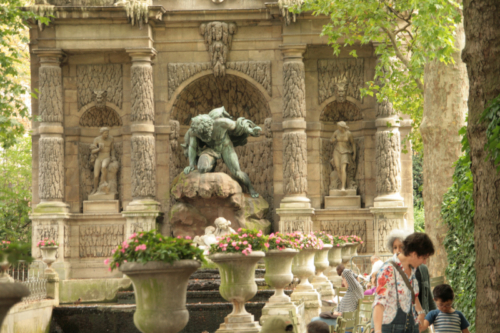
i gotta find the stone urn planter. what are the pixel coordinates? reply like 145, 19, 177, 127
341, 242, 352, 263
264, 249, 298, 303
0, 255, 13, 283
325, 244, 344, 283
120, 260, 201, 333
351, 242, 360, 257
208, 251, 265, 333
40, 246, 58, 273
0, 282, 30, 327
290, 248, 321, 324
311, 244, 334, 300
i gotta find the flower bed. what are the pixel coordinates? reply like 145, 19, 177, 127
36, 238, 58, 247
265, 232, 298, 251
209, 229, 267, 255
104, 230, 204, 271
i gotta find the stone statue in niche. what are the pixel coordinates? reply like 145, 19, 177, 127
330, 121, 357, 191
181, 106, 262, 198
90, 127, 119, 198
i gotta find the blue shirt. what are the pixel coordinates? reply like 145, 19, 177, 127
425, 309, 470, 333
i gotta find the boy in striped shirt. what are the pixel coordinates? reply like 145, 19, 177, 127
419, 284, 470, 333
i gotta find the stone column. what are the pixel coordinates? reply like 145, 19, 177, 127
370, 97, 408, 253
31, 49, 70, 279
123, 48, 162, 238
277, 44, 315, 234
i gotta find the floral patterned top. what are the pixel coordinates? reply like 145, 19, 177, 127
372, 253, 419, 324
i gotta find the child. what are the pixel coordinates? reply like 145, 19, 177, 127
420, 284, 470, 333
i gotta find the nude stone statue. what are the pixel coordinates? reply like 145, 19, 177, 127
181, 106, 262, 198
90, 127, 117, 195
330, 121, 357, 191
213, 217, 237, 237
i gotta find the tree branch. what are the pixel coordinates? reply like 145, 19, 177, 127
381, 26, 424, 91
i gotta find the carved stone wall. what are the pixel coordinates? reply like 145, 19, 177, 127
39, 137, 65, 200
279, 216, 312, 234
199, 22, 237, 77
377, 218, 401, 252
128, 217, 156, 235
79, 107, 122, 127
131, 136, 156, 198
320, 101, 363, 122
77, 64, 123, 110
318, 59, 364, 104
130, 66, 154, 123
215, 138, 274, 222
321, 137, 365, 206
319, 220, 367, 253
283, 62, 306, 118
171, 74, 271, 125
79, 225, 123, 258
79, 142, 123, 210
375, 131, 401, 195
39, 66, 63, 122
167, 61, 272, 100
283, 132, 307, 195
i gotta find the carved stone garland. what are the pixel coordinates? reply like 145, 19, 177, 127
199, 22, 237, 77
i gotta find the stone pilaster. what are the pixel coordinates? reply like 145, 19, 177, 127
277, 44, 314, 234
123, 48, 161, 236
33, 49, 69, 215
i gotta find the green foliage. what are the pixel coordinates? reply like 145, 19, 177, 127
300, 0, 462, 152
441, 126, 475, 332
0, 135, 32, 244
413, 152, 424, 207
413, 206, 425, 232
0, 240, 33, 264
106, 230, 205, 271
0, 0, 50, 148
480, 93, 500, 173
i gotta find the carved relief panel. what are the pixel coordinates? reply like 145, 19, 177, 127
79, 225, 123, 258
318, 58, 364, 104
319, 220, 367, 253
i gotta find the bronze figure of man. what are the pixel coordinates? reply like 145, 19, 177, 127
181, 106, 262, 198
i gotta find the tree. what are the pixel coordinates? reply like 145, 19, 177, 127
462, 0, 500, 330
0, 0, 48, 148
0, 135, 32, 244
301, 0, 462, 152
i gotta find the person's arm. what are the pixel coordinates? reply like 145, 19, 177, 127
91, 138, 100, 154
415, 298, 425, 325
331, 131, 337, 143
420, 320, 430, 332
217, 117, 237, 131
373, 304, 384, 333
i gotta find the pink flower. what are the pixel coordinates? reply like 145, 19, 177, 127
129, 233, 137, 240
235, 246, 240, 250
177, 235, 182, 239
232, 242, 237, 247
135, 244, 147, 251
108, 267, 112, 272
104, 258, 110, 265
276, 239, 281, 244
112, 249, 116, 254
115, 263, 119, 267
238, 228, 242, 232
243, 241, 248, 245
264, 243, 269, 248
124, 260, 127, 263
185, 236, 192, 240
121, 248, 125, 253
222, 248, 227, 251
242, 234, 248, 237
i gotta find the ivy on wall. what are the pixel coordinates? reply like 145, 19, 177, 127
441, 125, 475, 332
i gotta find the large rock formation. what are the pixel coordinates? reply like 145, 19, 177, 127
170, 171, 271, 237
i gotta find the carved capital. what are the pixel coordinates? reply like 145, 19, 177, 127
126, 48, 157, 63
34, 49, 65, 67
280, 44, 307, 61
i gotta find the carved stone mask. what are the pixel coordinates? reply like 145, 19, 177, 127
336, 81, 348, 103
93, 90, 108, 110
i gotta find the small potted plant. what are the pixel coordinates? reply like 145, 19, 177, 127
311, 232, 334, 299
105, 230, 204, 333
0, 240, 32, 326
263, 233, 298, 303
37, 238, 58, 272
208, 229, 267, 332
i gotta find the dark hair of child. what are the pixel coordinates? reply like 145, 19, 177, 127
307, 320, 330, 333
402, 233, 435, 257
433, 284, 455, 302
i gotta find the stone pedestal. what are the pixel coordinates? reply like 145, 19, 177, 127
216, 315, 261, 333
123, 200, 161, 239
83, 200, 120, 214
260, 302, 303, 333
290, 287, 321, 326
324, 189, 361, 209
